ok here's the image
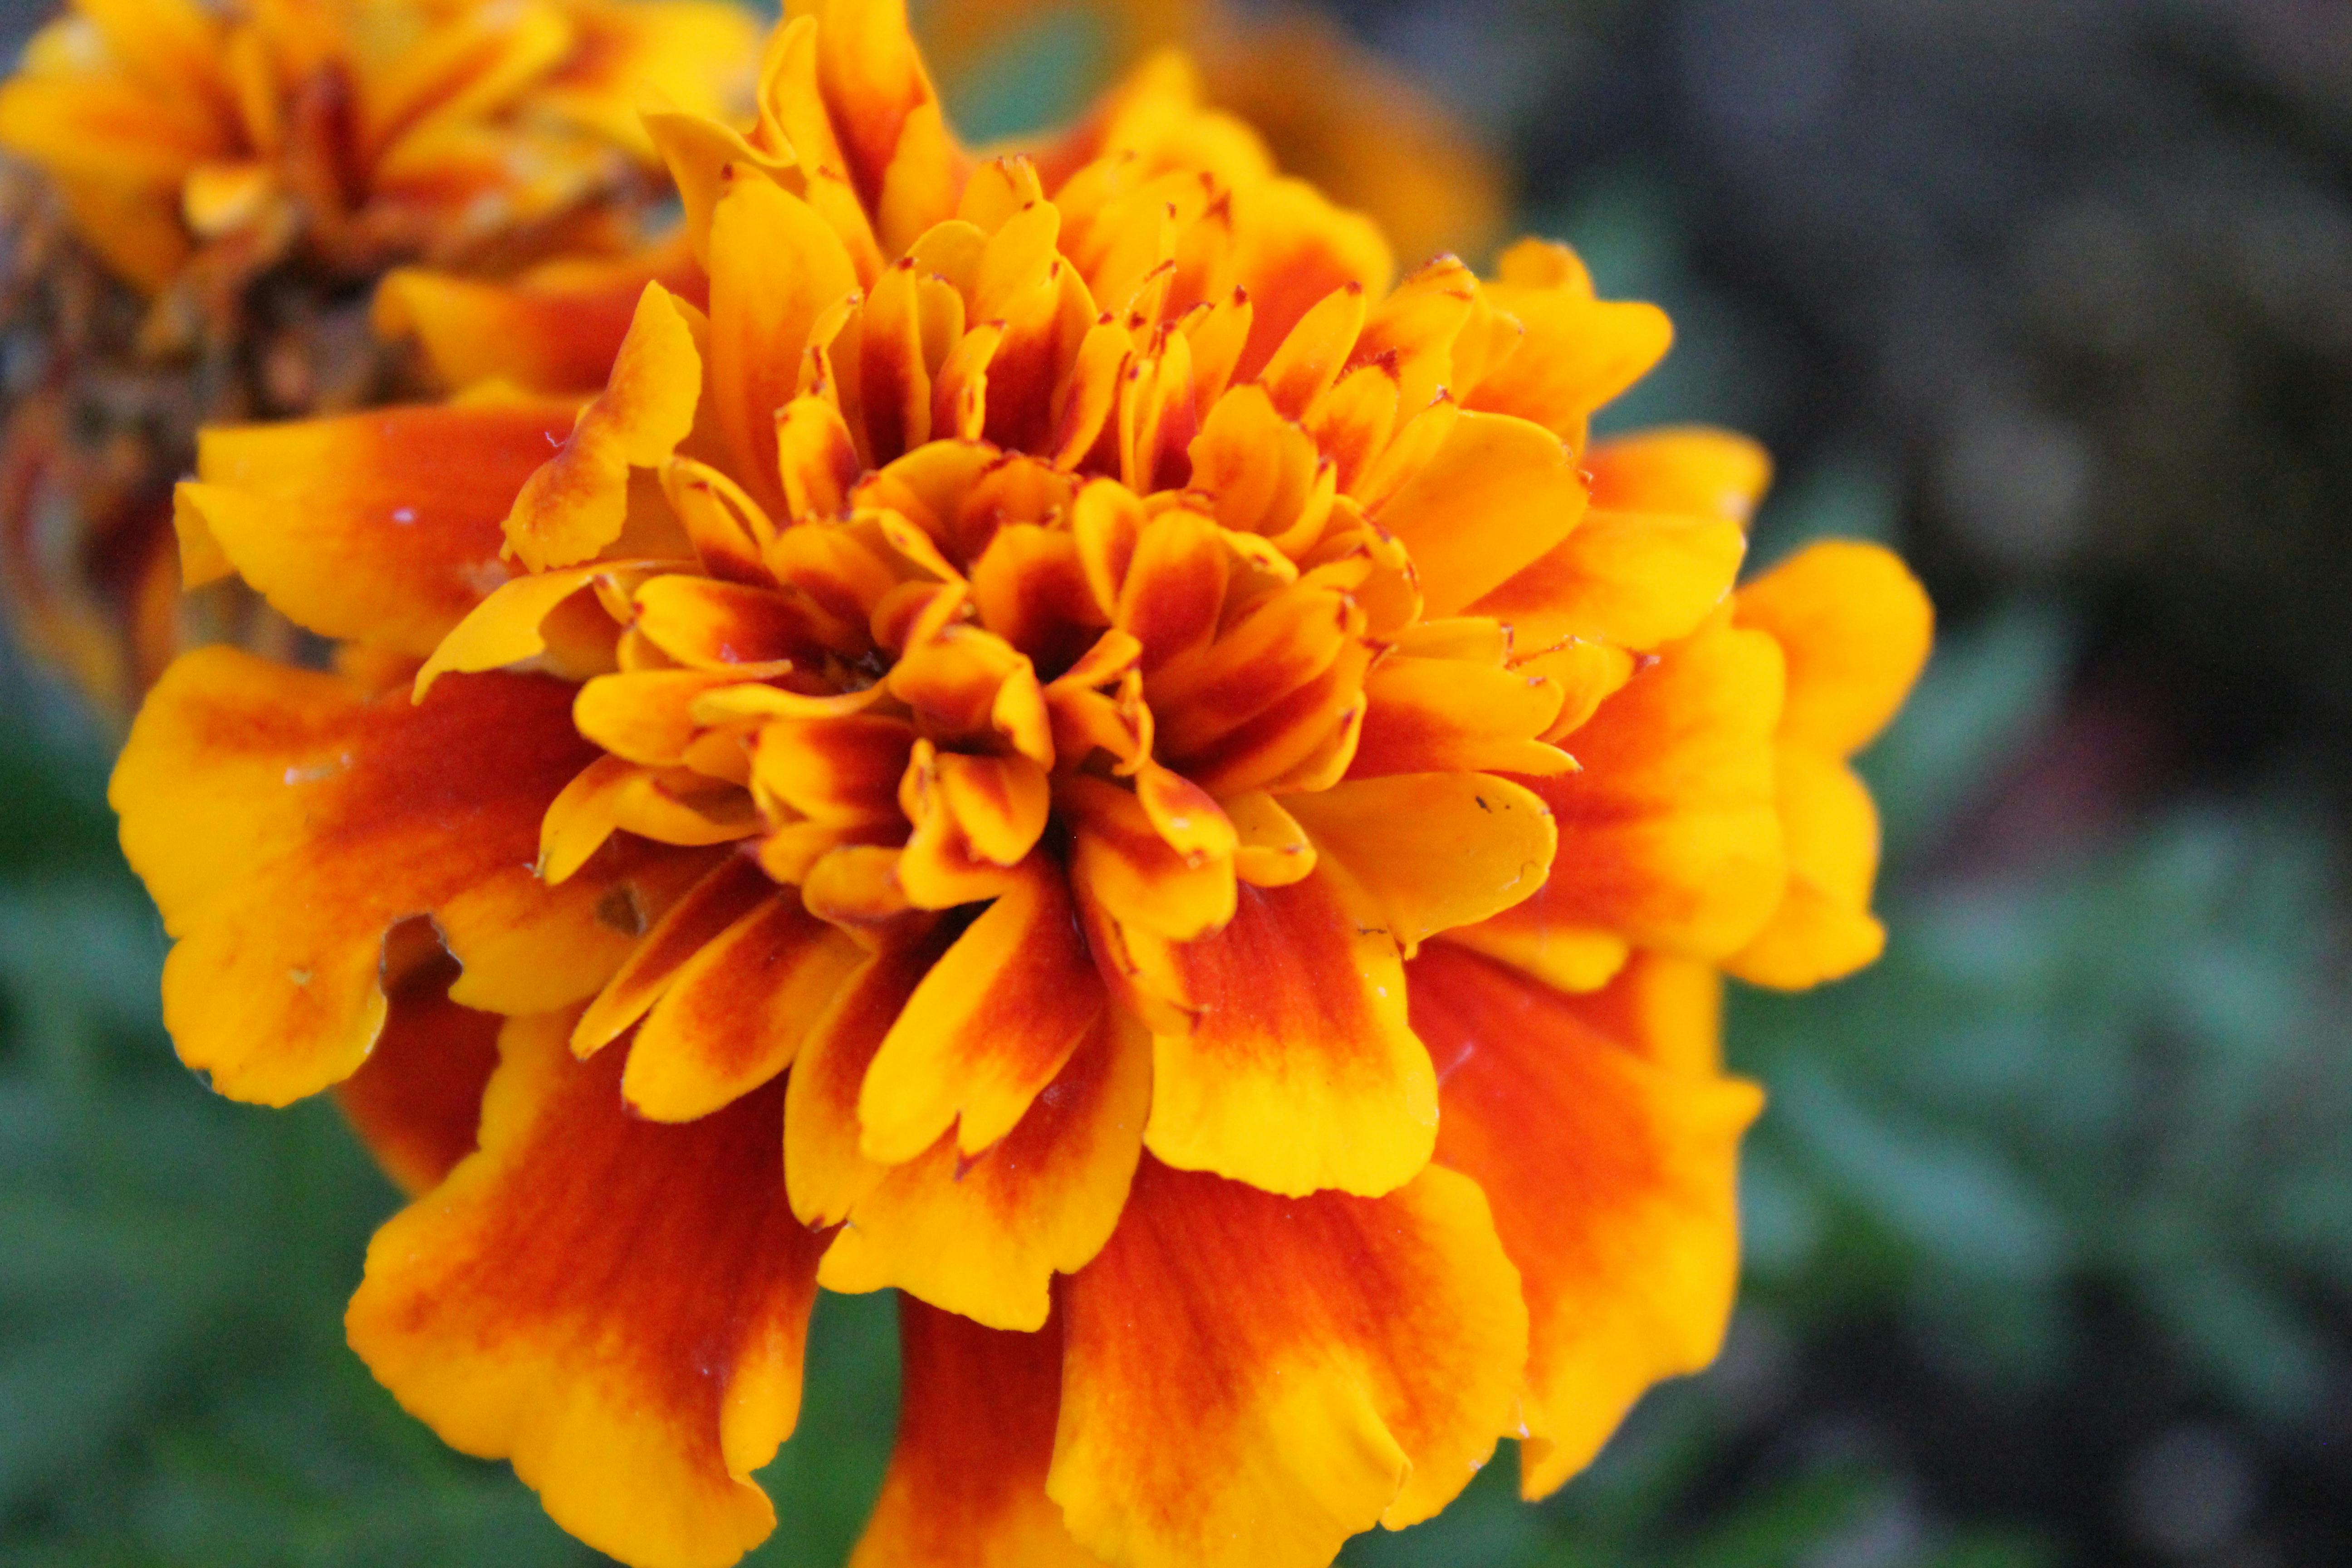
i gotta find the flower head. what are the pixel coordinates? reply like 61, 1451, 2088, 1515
110, 5, 1933, 1567
0, 0, 757, 291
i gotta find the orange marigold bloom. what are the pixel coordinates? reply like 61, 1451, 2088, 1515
108, 4, 1933, 1566
0, 0, 755, 710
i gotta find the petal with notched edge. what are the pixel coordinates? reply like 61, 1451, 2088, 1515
176, 404, 575, 655
333, 954, 501, 1196
849, 1304, 1103, 1568
857, 859, 1107, 1164
823, 1009, 1149, 1331
1122, 863, 1436, 1198
110, 651, 647, 1106
347, 1017, 823, 1568
1494, 617, 1787, 961
1736, 540, 1933, 759
1049, 1158, 1526, 1568
1411, 942, 1760, 1499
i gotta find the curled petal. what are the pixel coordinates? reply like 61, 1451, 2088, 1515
332, 953, 500, 1196
505, 284, 706, 572
348, 1017, 824, 1568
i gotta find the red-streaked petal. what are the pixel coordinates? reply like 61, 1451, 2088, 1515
347, 1016, 823, 1568
857, 859, 1107, 1163
627, 892, 867, 1121
1411, 942, 1761, 1498
1468, 509, 1747, 656
823, 1009, 1149, 1331
332, 954, 500, 1196
784, 926, 952, 1227
1124, 864, 1436, 1198
848, 1303, 1101, 1568
110, 652, 647, 1105
1049, 1158, 1526, 1568
1492, 617, 1788, 961
176, 404, 575, 655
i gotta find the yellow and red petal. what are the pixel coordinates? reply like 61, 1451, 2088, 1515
822, 1008, 1149, 1331
1049, 1158, 1526, 1568
856, 858, 1107, 1163
849, 1304, 1102, 1568
110, 651, 646, 1105
176, 404, 577, 655
374, 235, 708, 396
1468, 509, 1747, 657
1369, 409, 1588, 617
784, 926, 952, 1228
627, 891, 866, 1121
1410, 942, 1761, 1498
332, 953, 501, 1196
1490, 616, 1788, 963
1736, 539, 1934, 759
505, 284, 706, 573
347, 1016, 824, 1568
1120, 863, 1437, 1199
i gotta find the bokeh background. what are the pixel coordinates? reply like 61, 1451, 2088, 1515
5, 0, 2352, 1564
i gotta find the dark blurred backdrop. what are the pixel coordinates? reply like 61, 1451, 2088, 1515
4, 1, 2351, 1565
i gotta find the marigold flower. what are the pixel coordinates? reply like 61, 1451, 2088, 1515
0, 0, 755, 709
917, 0, 1505, 266
108, 4, 1933, 1566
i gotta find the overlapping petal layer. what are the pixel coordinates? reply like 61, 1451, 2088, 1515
104, 3, 1935, 1564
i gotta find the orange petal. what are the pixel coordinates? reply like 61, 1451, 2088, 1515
1496, 617, 1788, 961
1049, 1158, 1526, 1567
176, 403, 576, 655
628, 892, 867, 1121
1286, 772, 1556, 956
1126, 864, 1436, 1198
1726, 745, 1887, 990
332, 953, 500, 1196
1348, 652, 1571, 778
858, 858, 1107, 1163
1585, 426, 1772, 522
347, 1016, 824, 1568
374, 235, 707, 395
572, 854, 775, 1055
1467, 240, 1673, 439
111, 652, 643, 1105
1736, 539, 1934, 758
1371, 409, 1588, 616
1227, 176, 1394, 384
823, 1009, 1149, 1331
784, 926, 951, 1227
708, 173, 860, 512
1064, 772, 1236, 944
1411, 942, 1761, 1497
1468, 509, 1747, 656
849, 1303, 1102, 1568
505, 285, 705, 572
633, 574, 837, 670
